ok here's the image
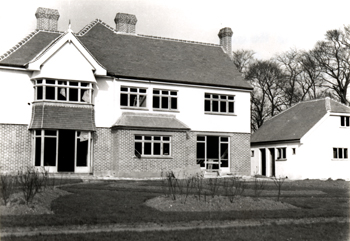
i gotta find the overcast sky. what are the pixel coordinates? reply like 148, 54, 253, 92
1, 0, 350, 59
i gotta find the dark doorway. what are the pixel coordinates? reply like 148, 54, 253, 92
269, 148, 276, 177
58, 130, 75, 172
260, 149, 266, 176
207, 136, 219, 170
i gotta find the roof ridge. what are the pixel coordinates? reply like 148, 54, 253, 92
77, 19, 220, 47
327, 97, 350, 112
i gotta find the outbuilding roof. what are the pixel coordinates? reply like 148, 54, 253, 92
0, 20, 251, 90
251, 98, 350, 145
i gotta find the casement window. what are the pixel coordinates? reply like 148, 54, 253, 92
277, 147, 286, 160
333, 148, 348, 160
204, 93, 234, 114
153, 89, 178, 111
120, 87, 147, 108
134, 135, 171, 157
196, 136, 229, 169
340, 116, 350, 127
34, 79, 93, 103
34, 130, 58, 167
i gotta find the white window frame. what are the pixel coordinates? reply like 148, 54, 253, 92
134, 135, 171, 157
204, 93, 235, 114
276, 147, 287, 160
152, 89, 178, 111
333, 148, 348, 160
34, 79, 93, 103
120, 86, 147, 109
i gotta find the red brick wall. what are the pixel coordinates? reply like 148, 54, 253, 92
93, 128, 114, 176
230, 133, 251, 175
0, 124, 32, 173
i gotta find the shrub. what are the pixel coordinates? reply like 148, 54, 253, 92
0, 173, 17, 205
253, 175, 266, 198
272, 176, 286, 201
17, 167, 48, 205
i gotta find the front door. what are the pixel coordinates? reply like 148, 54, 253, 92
58, 130, 75, 172
260, 149, 266, 176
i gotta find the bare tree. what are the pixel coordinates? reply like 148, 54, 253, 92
311, 29, 350, 105
246, 60, 286, 131
232, 49, 255, 75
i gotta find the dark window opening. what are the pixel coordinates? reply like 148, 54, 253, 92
44, 137, 56, 166
77, 138, 88, 167
35, 137, 41, 166
69, 88, 78, 102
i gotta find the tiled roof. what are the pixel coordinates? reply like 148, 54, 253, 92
0, 30, 63, 66
113, 112, 190, 131
0, 19, 251, 90
251, 98, 350, 145
29, 103, 96, 131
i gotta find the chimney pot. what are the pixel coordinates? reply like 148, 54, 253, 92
218, 27, 233, 59
35, 7, 60, 31
114, 13, 137, 34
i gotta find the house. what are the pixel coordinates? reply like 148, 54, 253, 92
250, 98, 350, 180
0, 7, 252, 178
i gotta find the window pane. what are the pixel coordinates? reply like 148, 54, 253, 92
162, 90, 168, 95
339, 148, 343, 158
77, 139, 88, 166
145, 136, 152, 140
45, 130, 56, 136
228, 96, 234, 100
81, 82, 88, 87
197, 136, 205, 141
221, 143, 228, 159
121, 93, 128, 106
130, 88, 137, 92
205, 94, 210, 98
37, 86, 43, 100
163, 137, 170, 141
171, 97, 177, 109
221, 137, 228, 142
153, 90, 160, 94
69, 88, 78, 101
35, 137, 41, 166
154, 143, 161, 155
341, 116, 345, 126
121, 87, 128, 92
161, 96, 168, 109
37, 80, 42, 84
170, 91, 177, 96
212, 95, 218, 99
144, 143, 152, 155
46, 86, 55, 100
139, 89, 146, 93
46, 80, 55, 85
346, 117, 350, 126
229, 102, 234, 113
333, 148, 338, 158
135, 136, 142, 140
58, 88, 67, 101
220, 101, 226, 113
35, 130, 42, 135
197, 159, 205, 168
139, 95, 147, 107
44, 137, 56, 166
220, 95, 226, 99
58, 81, 66, 85
154, 136, 161, 140
212, 101, 218, 112
130, 94, 137, 106
197, 142, 205, 158
205, 100, 210, 111
135, 142, 142, 156
344, 149, 348, 159
153, 96, 160, 108
163, 143, 170, 155
69, 81, 79, 86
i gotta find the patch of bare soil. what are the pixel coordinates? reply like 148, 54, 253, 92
145, 195, 298, 212
0, 188, 71, 216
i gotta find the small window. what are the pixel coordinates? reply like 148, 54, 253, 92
204, 93, 235, 114
120, 87, 147, 108
292, 148, 296, 155
251, 150, 255, 157
340, 116, 350, 127
153, 89, 178, 111
134, 135, 171, 157
277, 147, 286, 160
333, 148, 348, 160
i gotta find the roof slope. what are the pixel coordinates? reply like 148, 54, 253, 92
0, 31, 62, 67
251, 98, 350, 144
0, 20, 251, 90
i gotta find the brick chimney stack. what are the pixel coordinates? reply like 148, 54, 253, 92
114, 13, 137, 34
35, 7, 60, 31
218, 27, 233, 60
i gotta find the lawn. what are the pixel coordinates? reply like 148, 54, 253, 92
1, 177, 349, 240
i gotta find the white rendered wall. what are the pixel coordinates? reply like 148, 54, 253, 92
0, 68, 33, 124
94, 78, 251, 134
299, 113, 350, 180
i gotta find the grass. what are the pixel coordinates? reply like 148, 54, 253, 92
1, 178, 349, 240
3, 222, 349, 241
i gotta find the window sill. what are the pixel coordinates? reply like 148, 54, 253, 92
339, 126, 350, 128
153, 109, 180, 113
276, 158, 287, 161
133, 156, 173, 159
332, 159, 349, 161
121, 106, 149, 111
33, 100, 93, 105
205, 112, 236, 116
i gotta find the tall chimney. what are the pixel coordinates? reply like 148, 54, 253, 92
218, 27, 233, 60
35, 7, 60, 31
114, 13, 137, 34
